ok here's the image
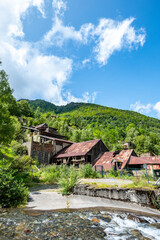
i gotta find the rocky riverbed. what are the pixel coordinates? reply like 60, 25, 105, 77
0, 208, 160, 240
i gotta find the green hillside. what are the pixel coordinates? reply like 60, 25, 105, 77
23, 99, 85, 114
22, 99, 160, 155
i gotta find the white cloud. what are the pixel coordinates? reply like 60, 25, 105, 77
44, 18, 94, 46
94, 18, 146, 65
130, 101, 160, 119
130, 101, 152, 114
82, 58, 90, 66
64, 91, 97, 104
52, 0, 67, 17
44, 1, 146, 66
153, 102, 160, 117
0, 0, 45, 39
0, 0, 145, 106
0, 0, 74, 105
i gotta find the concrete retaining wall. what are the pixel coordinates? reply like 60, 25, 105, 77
73, 185, 160, 207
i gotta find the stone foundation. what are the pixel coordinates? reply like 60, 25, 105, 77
73, 184, 160, 208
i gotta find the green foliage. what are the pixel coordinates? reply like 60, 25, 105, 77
40, 164, 61, 184
22, 99, 160, 155
17, 100, 34, 117
11, 141, 28, 156
0, 66, 33, 144
0, 69, 16, 144
39, 165, 79, 195
107, 169, 120, 178
0, 144, 37, 188
58, 166, 79, 195
0, 144, 34, 172
80, 164, 99, 178
0, 166, 29, 208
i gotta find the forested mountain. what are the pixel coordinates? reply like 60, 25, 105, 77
21, 99, 160, 155
1, 62, 160, 155
22, 99, 85, 114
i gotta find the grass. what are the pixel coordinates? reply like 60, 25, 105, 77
33, 164, 159, 193
84, 177, 157, 190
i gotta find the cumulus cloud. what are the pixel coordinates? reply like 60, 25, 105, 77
153, 102, 160, 117
0, 0, 72, 105
0, 41, 72, 105
52, 0, 67, 17
130, 101, 152, 114
130, 101, 160, 119
64, 91, 97, 104
44, 4, 145, 65
0, 0, 45, 39
44, 19, 94, 46
94, 18, 146, 65
0, 0, 146, 105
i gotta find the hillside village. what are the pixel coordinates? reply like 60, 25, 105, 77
24, 123, 160, 178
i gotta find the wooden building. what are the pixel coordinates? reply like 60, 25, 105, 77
23, 123, 72, 164
54, 139, 108, 167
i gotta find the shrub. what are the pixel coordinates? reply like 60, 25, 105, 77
58, 166, 79, 195
107, 169, 120, 178
40, 164, 61, 183
11, 155, 35, 172
80, 164, 99, 178
11, 141, 28, 156
0, 167, 29, 208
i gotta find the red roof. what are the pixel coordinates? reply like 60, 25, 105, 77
55, 139, 101, 158
129, 156, 160, 165
115, 149, 136, 169
93, 152, 115, 171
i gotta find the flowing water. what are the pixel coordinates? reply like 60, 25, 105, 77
0, 208, 159, 239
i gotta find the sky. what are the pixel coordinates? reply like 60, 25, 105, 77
0, 0, 160, 118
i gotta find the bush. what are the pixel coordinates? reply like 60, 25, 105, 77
0, 167, 29, 208
58, 166, 79, 195
80, 164, 99, 178
11, 141, 28, 156
40, 164, 61, 183
10, 155, 34, 172
106, 169, 120, 178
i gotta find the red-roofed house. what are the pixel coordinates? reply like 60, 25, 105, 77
55, 139, 108, 167
93, 152, 116, 171
114, 149, 137, 170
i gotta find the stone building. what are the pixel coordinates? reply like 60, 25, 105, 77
23, 123, 108, 166
23, 123, 72, 164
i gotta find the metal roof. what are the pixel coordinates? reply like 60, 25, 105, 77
34, 123, 57, 130
34, 123, 48, 129
40, 135, 73, 144
93, 152, 115, 171
129, 156, 160, 165
55, 139, 101, 158
23, 126, 39, 131
114, 149, 135, 169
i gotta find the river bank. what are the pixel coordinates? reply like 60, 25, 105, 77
1, 184, 160, 239
0, 208, 160, 240
27, 184, 160, 217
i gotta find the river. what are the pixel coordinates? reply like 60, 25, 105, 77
0, 208, 160, 239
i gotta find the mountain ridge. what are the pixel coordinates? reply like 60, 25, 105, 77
20, 98, 159, 121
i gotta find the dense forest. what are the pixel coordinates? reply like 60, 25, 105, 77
1, 65, 160, 155
22, 99, 160, 155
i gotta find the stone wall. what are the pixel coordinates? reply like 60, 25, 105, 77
73, 184, 160, 208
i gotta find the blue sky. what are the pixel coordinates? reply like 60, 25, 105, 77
0, 0, 160, 118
